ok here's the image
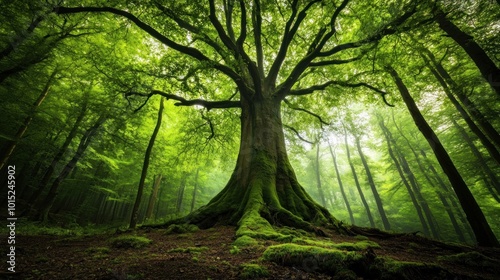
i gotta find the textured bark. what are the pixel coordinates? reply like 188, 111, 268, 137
328, 142, 355, 225
0, 69, 56, 170
145, 174, 163, 221
355, 135, 391, 231
130, 98, 164, 229
435, 10, 500, 97
165, 95, 340, 236
387, 65, 498, 247
344, 131, 375, 228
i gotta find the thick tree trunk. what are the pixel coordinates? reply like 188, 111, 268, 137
0, 69, 56, 170
171, 96, 340, 237
344, 131, 375, 228
130, 98, 164, 229
37, 115, 107, 222
327, 142, 355, 225
354, 135, 391, 231
435, 10, 500, 97
386, 65, 499, 247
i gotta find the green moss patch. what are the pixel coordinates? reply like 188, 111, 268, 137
438, 252, 500, 273
234, 235, 259, 247
262, 243, 454, 279
240, 263, 269, 279
293, 238, 380, 251
85, 246, 111, 254
164, 224, 199, 234
168, 246, 209, 254
109, 235, 152, 249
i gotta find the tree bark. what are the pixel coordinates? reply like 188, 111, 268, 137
145, 174, 163, 221
0, 69, 57, 170
327, 141, 355, 225
190, 169, 200, 213
37, 114, 107, 222
434, 10, 500, 97
386, 65, 499, 247
130, 98, 164, 229
344, 130, 375, 228
354, 134, 391, 231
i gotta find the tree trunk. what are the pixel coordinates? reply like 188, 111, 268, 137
434, 10, 500, 97
421, 50, 500, 159
145, 174, 163, 221
169, 95, 341, 237
450, 118, 500, 202
344, 131, 375, 228
386, 65, 499, 247
23, 94, 88, 215
130, 98, 164, 229
327, 141, 355, 225
190, 169, 199, 213
0, 69, 57, 170
378, 117, 430, 236
37, 115, 107, 222
354, 135, 391, 231
314, 143, 327, 207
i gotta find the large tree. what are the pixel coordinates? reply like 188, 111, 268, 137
53, 1, 428, 236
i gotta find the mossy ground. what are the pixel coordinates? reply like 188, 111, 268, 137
12, 225, 500, 280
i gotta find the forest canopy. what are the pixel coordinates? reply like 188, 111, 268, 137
1, 0, 499, 253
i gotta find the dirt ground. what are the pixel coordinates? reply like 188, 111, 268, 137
2, 226, 500, 280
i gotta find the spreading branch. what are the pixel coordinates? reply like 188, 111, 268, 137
126, 90, 241, 112
54, 6, 245, 90
284, 124, 315, 144
283, 99, 330, 127
289, 81, 394, 107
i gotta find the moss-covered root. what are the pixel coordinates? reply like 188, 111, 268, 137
262, 243, 456, 280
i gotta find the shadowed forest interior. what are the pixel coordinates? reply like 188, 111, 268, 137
1, 0, 500, 279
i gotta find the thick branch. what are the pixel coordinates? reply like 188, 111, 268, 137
283, 99, 329, 126
252, 0, 265, 78
126, 90, 241, 111
289, 80, 394, 107
54, 6, 243, 87
284, 124, 315, 144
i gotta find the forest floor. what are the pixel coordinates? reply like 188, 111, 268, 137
3, 225, 500, 280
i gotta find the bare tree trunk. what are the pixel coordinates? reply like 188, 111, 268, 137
344, 130, 375, 228
130, 98, 164, 229
386, 65, 498, 247
145, 174, 163, 221
354, 135, 391, 231
327, 141, 354, 225
190, 169, 200, 212
0, 69, 57, 170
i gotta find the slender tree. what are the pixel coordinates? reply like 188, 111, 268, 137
145, 174, 163, 222
130, 98, 164, 229
327, 141, 354, 224
385, 65, 499, 247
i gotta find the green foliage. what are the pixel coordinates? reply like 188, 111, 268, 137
240, 263, 269, 279
109, 235, 152, 249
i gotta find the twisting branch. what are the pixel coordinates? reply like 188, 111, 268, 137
125, 90, 241, 111
284, 124, 315, 144
200, 111, 215, 140
53, 6, 245, 90
289, 80, 395, 107
283, 99, 330, 127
